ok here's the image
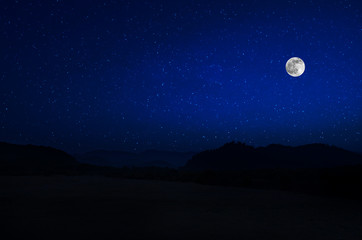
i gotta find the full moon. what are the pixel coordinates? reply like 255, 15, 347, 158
286, 57, 305, 77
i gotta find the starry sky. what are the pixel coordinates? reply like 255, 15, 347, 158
0, 0, 361, 153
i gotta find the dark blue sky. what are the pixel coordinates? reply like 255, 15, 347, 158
0, 0, 361, 153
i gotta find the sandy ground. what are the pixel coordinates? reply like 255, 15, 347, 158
1, 176, 362, 240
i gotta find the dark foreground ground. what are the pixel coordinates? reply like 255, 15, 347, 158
1, 176, 362, 240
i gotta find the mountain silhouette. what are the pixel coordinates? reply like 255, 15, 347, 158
183, 142, 362, 171
75, 149, 195, 168
2, 141, 362, 200
0, 142, 77, 175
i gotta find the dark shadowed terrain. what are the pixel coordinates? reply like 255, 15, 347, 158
75, 149, 195, 168
1, 176, 362, 240
2, 141, 362, 239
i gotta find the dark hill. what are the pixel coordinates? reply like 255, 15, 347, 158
183, 142, 362, 171
0, 142, 77, 175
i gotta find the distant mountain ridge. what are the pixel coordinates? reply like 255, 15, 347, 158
2, 141, 362, 200
183, 142, 362, 171
75, 149, 196, 168
2, 141, 361, 175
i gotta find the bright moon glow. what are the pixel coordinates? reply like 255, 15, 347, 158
286, 57, 305, 77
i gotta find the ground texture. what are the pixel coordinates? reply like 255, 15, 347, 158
1, 176, 362, 240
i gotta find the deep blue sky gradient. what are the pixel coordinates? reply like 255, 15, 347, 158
0, 0, 361, 153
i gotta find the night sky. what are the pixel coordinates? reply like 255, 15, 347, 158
1, 0, 361, 153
